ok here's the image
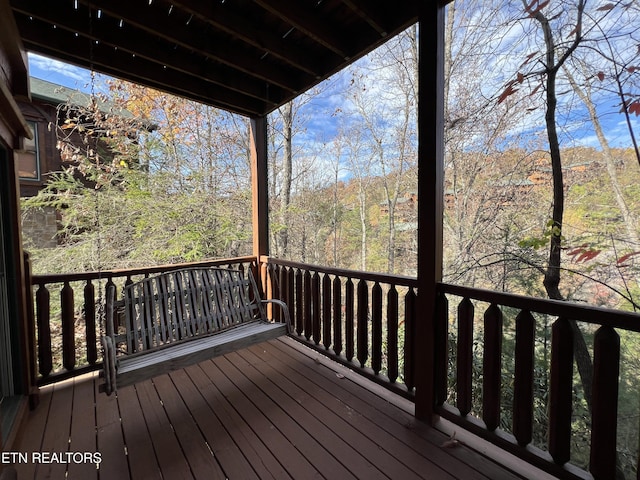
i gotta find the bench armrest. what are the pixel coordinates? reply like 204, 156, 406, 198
261, 298, 292, 334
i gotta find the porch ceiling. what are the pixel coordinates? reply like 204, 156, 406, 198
9, 0, 421, 117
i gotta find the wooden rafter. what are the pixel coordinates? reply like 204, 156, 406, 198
10, 0, 420, 116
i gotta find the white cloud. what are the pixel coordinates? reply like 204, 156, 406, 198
28, 53, 90, 86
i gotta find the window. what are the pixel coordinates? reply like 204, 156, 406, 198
16, 121, 39, 180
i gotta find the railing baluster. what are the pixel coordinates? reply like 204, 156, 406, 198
513, 310, 535, 446
333, 276, 342, 356
345, 278, 355, 362
457, 297, 474, 416
482, 303, 503, 431
434, 291, 449, 406
36, 284, 52, 378
404, 287, 416, 391
590, 326, 620, 479
322, 273, 332, 350
312, 271, 321, 345
84, 280, 97, 365
278, 264, 288, 323
371, 282, 382, 375
271, 264, 280, 320
303, 270, 312, 340
286, 267, 295, 328
387, 285, 398, 383
61, 281, 76, 371
295, 268, 303, 336
357, 279, 369, 368
548, 317, 574, 465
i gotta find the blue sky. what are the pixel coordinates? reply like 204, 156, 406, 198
29, 53, 109, 94
28, 50, 639, 154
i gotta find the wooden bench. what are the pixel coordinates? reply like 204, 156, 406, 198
100, 267, 290, 394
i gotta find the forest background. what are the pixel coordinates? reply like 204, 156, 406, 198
22, 0, 640, 476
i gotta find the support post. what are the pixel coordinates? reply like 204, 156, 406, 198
415, 3, 445, 422
250, 116, 269, 259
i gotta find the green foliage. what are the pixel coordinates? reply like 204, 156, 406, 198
23, 83, 253, 274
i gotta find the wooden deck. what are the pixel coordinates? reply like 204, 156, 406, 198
10, 337, 530, 480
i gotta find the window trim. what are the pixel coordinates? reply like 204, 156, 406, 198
17, 120, 40, 181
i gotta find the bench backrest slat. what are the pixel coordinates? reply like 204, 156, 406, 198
121, 268, 265, 354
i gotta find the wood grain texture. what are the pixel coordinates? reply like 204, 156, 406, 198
11, 342, 525, 480
102, 267, 289, 392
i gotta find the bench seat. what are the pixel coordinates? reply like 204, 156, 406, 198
114, 321, 286, 389
101, 267, 290, 394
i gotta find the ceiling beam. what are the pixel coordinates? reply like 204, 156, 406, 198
54, 0, 313, 92
151, 0, 330, 79
16, 17, 271, 116
253, 0, 351, 60
11, 2, 289, 104
339, 0, 390, 37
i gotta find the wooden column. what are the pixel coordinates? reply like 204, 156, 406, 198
250, 116, 269, 259
414, 3, 445, 422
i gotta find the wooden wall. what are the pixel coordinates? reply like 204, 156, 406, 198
0, 0, 38, 456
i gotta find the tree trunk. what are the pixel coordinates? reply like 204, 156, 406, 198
278, 102, 293, 257
531, 2, 596, 417
565, 67, 640, 250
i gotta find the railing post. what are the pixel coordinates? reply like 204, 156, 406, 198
548, 317, 574, 465
590, 326, 620, 479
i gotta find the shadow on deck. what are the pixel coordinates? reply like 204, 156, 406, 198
10, 337, 533, 479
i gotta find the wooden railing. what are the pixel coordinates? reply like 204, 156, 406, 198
26, 254, 640, 478
436, 282, 640, 480
28, 256, 258, 385
260, 256, 418, 399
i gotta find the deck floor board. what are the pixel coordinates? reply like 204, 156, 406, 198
11, 338, 527, 480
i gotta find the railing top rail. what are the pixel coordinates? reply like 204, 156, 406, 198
31, 256, 258, 285
262, 256, 419, 288
439, 282, 640, 332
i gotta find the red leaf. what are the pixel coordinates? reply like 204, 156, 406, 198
576, 249, 601, 263
525, 0, 550, 15
596, 71, 605, 81
567, 244, 588, 257
630, 101, 640, 116
498, 85, 518, 104
617, 251, 640, 264
517, 72, 525, 84
597, 3, 615, 10
519, 52, 538, 68
529, 84, 542, 96
627, 66, 637, 73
